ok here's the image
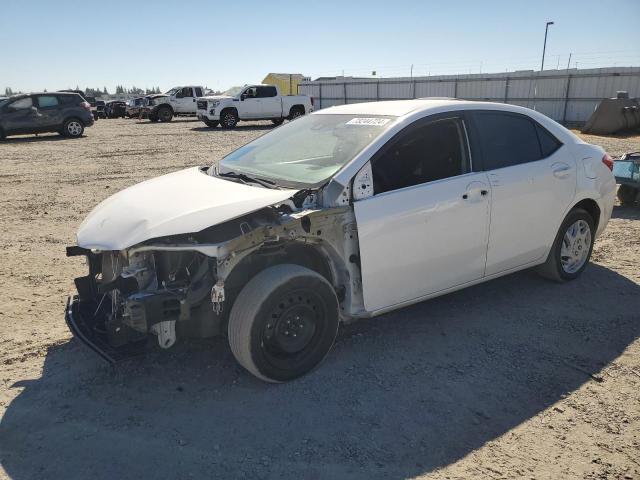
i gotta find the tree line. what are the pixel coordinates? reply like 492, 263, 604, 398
4, 86, 163, 97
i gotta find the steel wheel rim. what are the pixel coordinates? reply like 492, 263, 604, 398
68, 121, 81, 136
262, 290, 323, 357
560, 219, 591, 274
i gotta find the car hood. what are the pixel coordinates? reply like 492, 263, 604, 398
77, 167, 298, 251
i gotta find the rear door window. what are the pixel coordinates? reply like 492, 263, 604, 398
473, 112, 542, 170
194, 87, 203, 97
37, 96, 60, 108
536, 123, 562, 157
257, 86, 277, 98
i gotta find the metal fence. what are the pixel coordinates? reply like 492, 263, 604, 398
299, 67, 640, 125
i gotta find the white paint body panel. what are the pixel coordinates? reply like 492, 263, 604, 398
484, 146, 577, 276
354, 173, 490, 312
77, 167, 298, 251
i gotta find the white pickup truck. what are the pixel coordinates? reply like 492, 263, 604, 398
149, 86, 206, 122
196, 84, 313, 129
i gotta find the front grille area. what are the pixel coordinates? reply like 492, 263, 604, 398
197, 100, 207, 110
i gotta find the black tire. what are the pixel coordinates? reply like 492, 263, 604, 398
148, 114, 159, 122
536, 208, 595, 282
228, 264, 339, 382
288, 106, 304, 120
204, 119, 219, 128
0, 128, 5, 140
62, 118, 84, 138
617, 185, 638, 205
220, 109, 239, 129
157, 106, 173, 122
271, 118, 284, 126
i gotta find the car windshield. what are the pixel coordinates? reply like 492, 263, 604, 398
222, 86, 244, 97
165, 87, 180, 95
217, 114, 396, 187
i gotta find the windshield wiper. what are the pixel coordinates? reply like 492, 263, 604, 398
218, 170, 277, 189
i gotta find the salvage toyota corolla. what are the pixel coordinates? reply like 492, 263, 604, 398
66, 99, 616, 382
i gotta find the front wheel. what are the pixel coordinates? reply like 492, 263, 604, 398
617, 185, 638, 205
204, 119, 219, 128
537, 208, 594, 282
157, 106, 172, 122
63, 118, 84, 138
220, 110, 239, 129
228, 264, 339, 382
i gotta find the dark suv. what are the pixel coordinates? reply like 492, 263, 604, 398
0, 92, 94, 140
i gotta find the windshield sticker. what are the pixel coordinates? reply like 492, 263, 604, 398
346, 117, 391, 126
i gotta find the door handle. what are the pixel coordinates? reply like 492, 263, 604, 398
552, 163, 571, 179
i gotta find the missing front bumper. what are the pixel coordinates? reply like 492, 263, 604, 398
65, 295, 146, 364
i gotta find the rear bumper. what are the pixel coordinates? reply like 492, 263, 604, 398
65, 295, 145, 363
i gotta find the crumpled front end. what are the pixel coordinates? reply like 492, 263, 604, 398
65, 244, 219, 362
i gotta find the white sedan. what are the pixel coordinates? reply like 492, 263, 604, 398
66, 99, 616, 382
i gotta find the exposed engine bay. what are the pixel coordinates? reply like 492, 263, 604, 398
66, 193, 363, 362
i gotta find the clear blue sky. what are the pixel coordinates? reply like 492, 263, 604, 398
1, 0, 639, 94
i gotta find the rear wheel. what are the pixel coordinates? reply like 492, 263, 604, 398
228, 264, 339, 382
271, 118, 284, 126
288, 106, 304, 120
63, 118, 84, 138
220, 110, 239, 129
204, 119, 219, 128
158, 106, 173, 122
537, 208, 594, 282
617, 185, 638, 205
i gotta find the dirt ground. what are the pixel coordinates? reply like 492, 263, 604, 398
0, 118, 639, 480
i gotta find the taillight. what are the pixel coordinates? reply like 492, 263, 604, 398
602, 153, 614, 171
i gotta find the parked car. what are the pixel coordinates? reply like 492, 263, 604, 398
65, 99, 615, 382
141, 94, 169, 122
57, 89, 99, 120
146, 86, 206, 122
126, 97, 144, 118
0, 92, 94, 139
197, 84, 312, 128
95, 100, 106, 119
106, 101, 127, 118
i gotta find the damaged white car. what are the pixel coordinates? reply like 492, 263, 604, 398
66, 99, 615, 382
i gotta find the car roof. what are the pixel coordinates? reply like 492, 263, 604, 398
314, 98, 546, 119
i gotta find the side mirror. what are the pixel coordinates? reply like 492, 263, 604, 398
240, 93, 247, 101
175, 93, 183, 99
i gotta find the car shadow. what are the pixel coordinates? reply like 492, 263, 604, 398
191, 124, 275, 133
1, 264, 638, 479
612, 204, 640, 220
1, 134, 78, 143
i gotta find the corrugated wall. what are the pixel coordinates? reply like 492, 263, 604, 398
299, 67, 640, 124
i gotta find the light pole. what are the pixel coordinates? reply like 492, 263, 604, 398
540, 21, 554, 71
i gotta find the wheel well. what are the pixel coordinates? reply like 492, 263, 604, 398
572, 198, 601, 229
157, 103, 173, 113
220, 107, 238, 117
289, 104, 305, 115
64, 116, 84, 126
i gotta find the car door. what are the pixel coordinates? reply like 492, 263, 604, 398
1, 97, 37, 134
238, 87, 261, 119
34, 95, 63, 130
257, 86, 281, 118
175, 87, 195, 113
353, 114, 491, 313
468, 111, 576, 276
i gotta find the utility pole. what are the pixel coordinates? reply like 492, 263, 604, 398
540, 21, 554, 71
566, 53, 572, 70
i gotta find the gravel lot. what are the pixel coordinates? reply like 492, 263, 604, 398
0, 118, 639, 480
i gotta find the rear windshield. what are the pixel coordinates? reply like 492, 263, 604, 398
218, 114, 396, 188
